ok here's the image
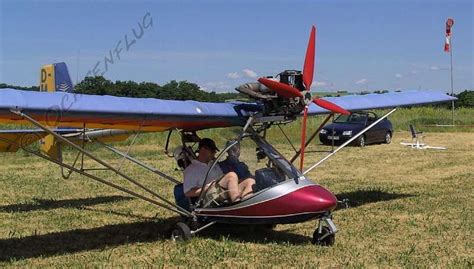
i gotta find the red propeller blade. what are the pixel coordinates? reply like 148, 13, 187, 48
303, 26, 316, 90
313, 98, 351, 115
258, 77, 303, 98
299, 106, 309, 171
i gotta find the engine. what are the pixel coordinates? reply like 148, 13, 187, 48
236, 70, 309, 117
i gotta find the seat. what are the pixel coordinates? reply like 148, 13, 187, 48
173, 183, 197, 212
174, 183, 191, 212
254, 168, 284, 192
401, 124, 446, 150
173, 145, 196, 170
409, 124, 424, 148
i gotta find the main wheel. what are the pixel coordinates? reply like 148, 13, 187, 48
356, 135, 366, 147
171, 222, 192, 241
261, 224, 277, 230
384, 132, 392, 144
312, 226, 335, 246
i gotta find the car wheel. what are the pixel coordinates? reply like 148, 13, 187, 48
384, 132, 392, 144
356, 135, 365, 147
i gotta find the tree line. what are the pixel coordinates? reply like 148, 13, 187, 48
73, 76, 243, 102
0, 77, 244, 103
1, 77, 472, 107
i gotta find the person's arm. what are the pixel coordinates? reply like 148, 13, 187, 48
185, 187, 201, 197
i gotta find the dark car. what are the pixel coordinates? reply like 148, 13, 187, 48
319, 111, 393, 147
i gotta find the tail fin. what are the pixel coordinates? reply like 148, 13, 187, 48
39, 62, 73, 162
40, 62, 74, 92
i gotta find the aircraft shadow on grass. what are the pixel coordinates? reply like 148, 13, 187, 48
199, 224, 311, 245
0, 217, 310, 262
0, 195, 153, 223
335, 189, 415, 210
0, 195, 134, 213
0, 190, 413, 261
0, 219, 177, 262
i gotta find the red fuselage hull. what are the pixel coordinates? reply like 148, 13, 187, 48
195, 179, 337, 225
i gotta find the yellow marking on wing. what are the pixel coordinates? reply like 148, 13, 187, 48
0, 119, 169, 132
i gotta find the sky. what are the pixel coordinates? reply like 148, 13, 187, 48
0, 0, 472, 93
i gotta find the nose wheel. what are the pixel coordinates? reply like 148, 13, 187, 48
312, 215, 337, 246
312, 226, 335, 246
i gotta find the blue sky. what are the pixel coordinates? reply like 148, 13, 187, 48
0, 0, 472, 93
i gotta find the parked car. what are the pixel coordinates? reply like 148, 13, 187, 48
319, 111, 393, 147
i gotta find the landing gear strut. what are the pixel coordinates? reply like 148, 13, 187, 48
312, 214, 337, 246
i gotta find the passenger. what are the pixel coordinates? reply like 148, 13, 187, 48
183, 138, 255, 202
218, 141, 253, 182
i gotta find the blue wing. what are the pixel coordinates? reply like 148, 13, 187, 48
308, 90, 456, 115
0, 89, 455, 132
0, 89, 255, 131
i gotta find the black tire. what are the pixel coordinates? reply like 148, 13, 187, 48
249, 224, 277, 232
171, 222, 192, 241
356, 135, 366, 147
262, 224, 277, 230
312, 226, 335, 246
384, 131, 392, 144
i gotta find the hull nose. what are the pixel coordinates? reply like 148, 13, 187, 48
308, 185, 338, 212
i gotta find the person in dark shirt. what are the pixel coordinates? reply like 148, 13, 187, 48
218, 140, 253, 182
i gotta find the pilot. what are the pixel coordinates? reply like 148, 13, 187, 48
218, 140, 253, 182
183, 138, 255, 202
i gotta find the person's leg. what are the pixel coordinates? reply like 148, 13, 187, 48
218, 172, 240, 201
239, 178, 256, 198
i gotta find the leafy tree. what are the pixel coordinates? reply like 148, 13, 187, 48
0, 83, 39, 91
455, 90, 473, 108
73, 76, 244, 102
74, 76, 114, 95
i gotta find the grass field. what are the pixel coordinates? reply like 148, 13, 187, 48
0, 125, 472, 266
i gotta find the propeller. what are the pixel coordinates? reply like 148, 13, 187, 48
257, 26, 351, 170
257, 77, 303, 98
298, 26, 350, 170
313, 98, 350, 115
303, 26, 316, 90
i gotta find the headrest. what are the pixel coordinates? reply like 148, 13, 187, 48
173, 146, 186, 162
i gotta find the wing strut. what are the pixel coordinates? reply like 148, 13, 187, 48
9, 109, 192, 217
95, 140, 181, 184
303, 108, 397, 175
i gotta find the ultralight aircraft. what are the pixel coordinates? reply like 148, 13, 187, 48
0, 26, 455, 245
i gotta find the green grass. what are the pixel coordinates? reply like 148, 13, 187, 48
0, 128, 473, 267
0, 107, 473, 267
